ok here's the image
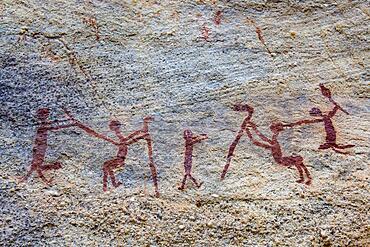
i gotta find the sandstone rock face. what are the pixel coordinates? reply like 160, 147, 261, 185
0, 0, 369, 246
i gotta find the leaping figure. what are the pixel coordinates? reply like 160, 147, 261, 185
286, 83, 354, 154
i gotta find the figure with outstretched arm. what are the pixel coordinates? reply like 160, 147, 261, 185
19, 108, 77, 184
246, 122, 312, 185
221, 104, 254, 180
65, 109, 128, 191
178, 129, 208, 190
285, 84, 354, 154
127, 116, 159, 197
65, 110, 160, 197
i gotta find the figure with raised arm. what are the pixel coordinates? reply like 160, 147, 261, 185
123, 116, 159, 197
286, 83, 354, 154
65, 111, 160, 197
221, 104, 254, 180
19, 108, 77, 184
178, 129, 208, 190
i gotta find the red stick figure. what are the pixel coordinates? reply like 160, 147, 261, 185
201, 25, 210, 41
214, 10, 222, 25
246, 122, 312, 185
178, 129, 208, 190
286, 84, 354, 154
19, 108, 77, 184
221, 104, 254, 180
65, 112, 159, 197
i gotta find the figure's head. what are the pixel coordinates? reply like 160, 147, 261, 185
144, 116, 154, 123
109, 120, 121, 131
270, 122, 284, 133
232, 104, 253, 113
36, 108, 50, 120
232, 104, 254, 119
309, 107, 322, 117
183, 129, 193, 139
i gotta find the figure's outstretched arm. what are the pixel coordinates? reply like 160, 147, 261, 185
328, 104, 343, 118
73, 122, 119, 145
191, 134, 208, 144
126, 133, 148, 145
284, 118, 323, 127
63, 109, 118, 145
245, 128, 271, 149
126, 129, 144, 140
49, 123, 77, 131
248, 123, 272, 144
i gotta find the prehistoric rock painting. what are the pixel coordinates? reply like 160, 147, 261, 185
221, 104, 254, 180
286, 84, 354, 154
221, 104, 312, 185
65, 111, 159, 197
20, 108, 77, 184
178, 129, 208, 190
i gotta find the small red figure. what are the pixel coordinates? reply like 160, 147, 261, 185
178, 129, 208, 190
214, 10, 222, 25
202, 25, 210, 41
246, 122, 312, 185
19, 108, 77, 184
221, 104, 254, 180
287, 84, 354, 154
65, 111, 160, 197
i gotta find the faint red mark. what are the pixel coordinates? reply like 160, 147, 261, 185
201, 25, 210, 41
286, 84, 354, 154
83, 16, 100, 41
19, 108, 76, 184
178, 129, 208, 190
246, 18, 273, 56
214, 10, 222, 25
221, 104, 312, 185
65, 111, 159, 197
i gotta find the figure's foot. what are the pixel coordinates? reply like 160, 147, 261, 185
113, 181, 122, 188
103, 186, 108, 192
197, 182, 204, 188
178, 186, 185, 191
305, 179, 312, 186
296, 179, 304, 184
154, 191, 160, 198
53, 161, 62, 170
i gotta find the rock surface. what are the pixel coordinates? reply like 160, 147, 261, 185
0, 0, 369, 246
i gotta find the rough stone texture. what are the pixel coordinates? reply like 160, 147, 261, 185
0, 0, 369, 246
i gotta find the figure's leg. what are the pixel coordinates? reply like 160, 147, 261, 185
145, 137, 159, 197
189, 175, 203, 188
107, 159, 123, 188
102, 162, 109, 192
221, 131, 243, 180
331, 147, 350, 154
40, 162, 62, 171
37, 168, 52, 184
19, 166, 35, 182
295, 164, 304, 184
300, 163, 312, 185
178, 174, 188, 190
333, 144, 355, 149
319, 143, 332, 150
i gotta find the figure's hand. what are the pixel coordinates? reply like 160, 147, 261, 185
319, 83, 332, 99
201, 134, 208, 139
62, 107, 76, 121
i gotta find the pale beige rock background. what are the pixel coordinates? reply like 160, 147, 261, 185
0, 0, 369, 246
